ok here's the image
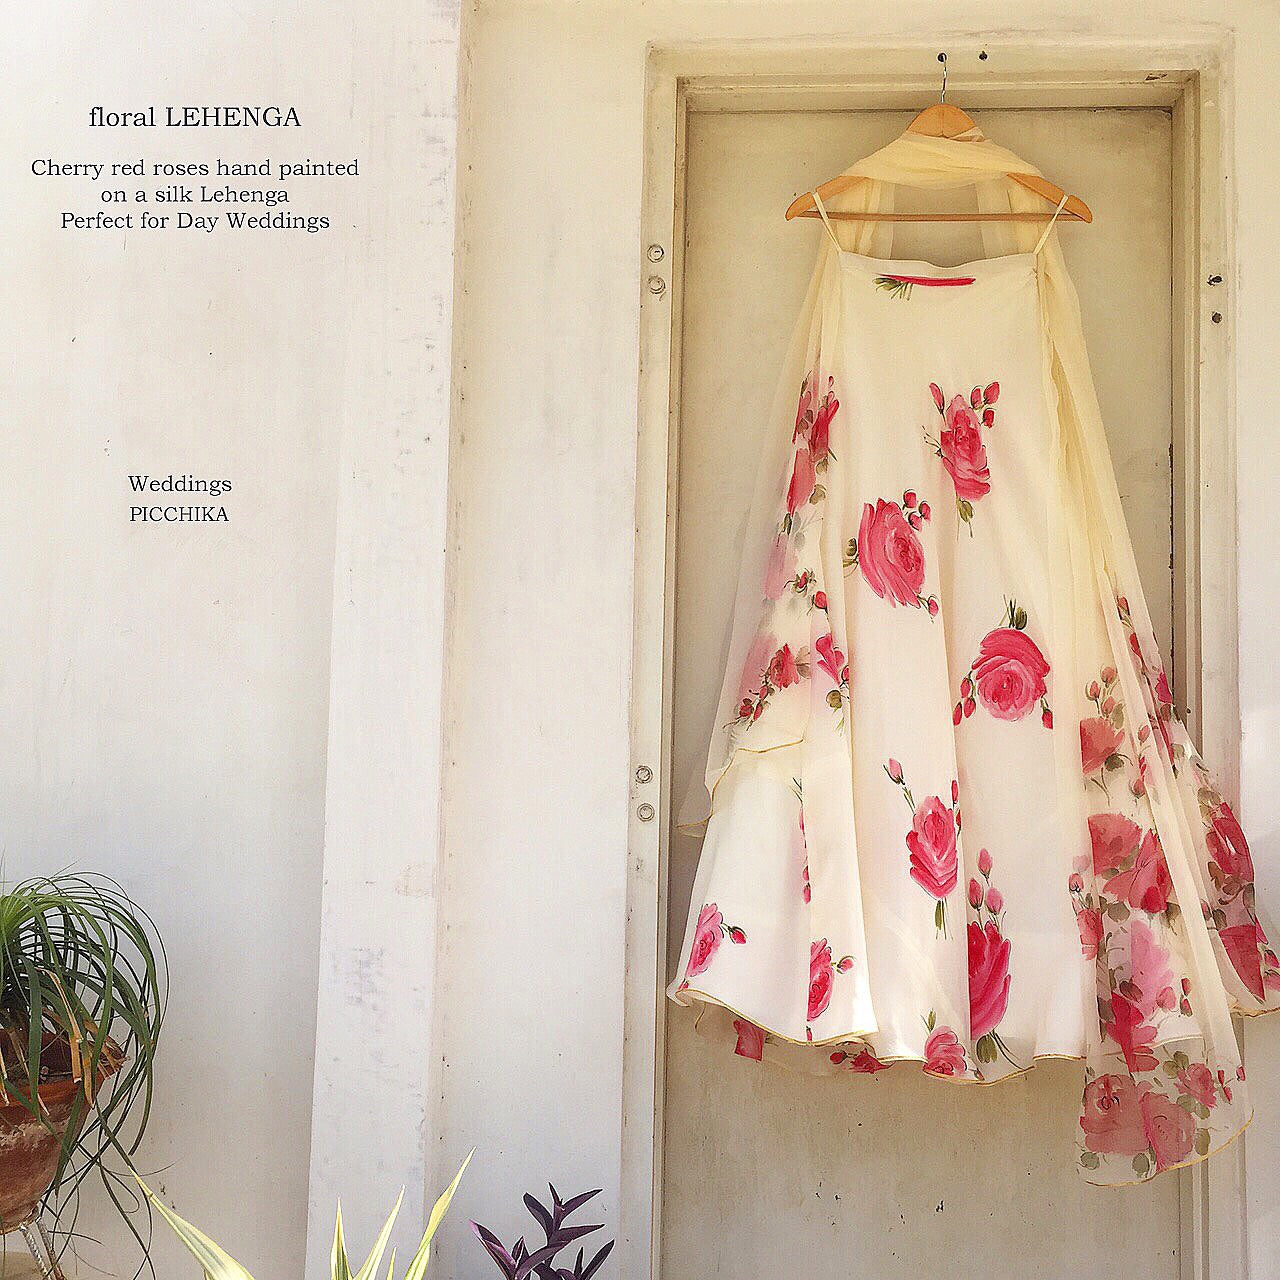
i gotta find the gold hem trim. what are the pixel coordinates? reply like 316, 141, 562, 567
676, 984, 878, 1048
673, 988, 1261, 1090
1080, 1111, 1255, 1188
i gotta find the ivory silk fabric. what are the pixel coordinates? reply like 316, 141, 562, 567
669, 129, 1280, 1185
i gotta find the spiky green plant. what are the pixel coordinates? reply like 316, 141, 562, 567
0, 873, 165, 1245
139, 1151, 472, 1280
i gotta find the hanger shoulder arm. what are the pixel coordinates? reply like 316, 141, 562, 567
1009, 172, 1093, 224
785, 174, 866, 221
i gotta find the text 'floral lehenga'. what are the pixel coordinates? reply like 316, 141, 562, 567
669, 129, 1280, 1185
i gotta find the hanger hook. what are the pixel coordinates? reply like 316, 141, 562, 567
938, 52, 948, 104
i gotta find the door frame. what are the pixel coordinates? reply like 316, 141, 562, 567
624, 34, 1237, 1280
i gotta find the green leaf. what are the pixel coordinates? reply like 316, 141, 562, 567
404, 1150, 473, 1280
333, 1203, 353, 1280
1132, 1153, 1151, 1176
1014, 607, 1028, 631
352, 1190, 404, 1280
136, 1178, 256, 1280
1194, 1128, 1211, 1156
1079, 1150, 1100, 1170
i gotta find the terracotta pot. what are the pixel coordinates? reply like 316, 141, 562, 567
0, 1037, 122, 1229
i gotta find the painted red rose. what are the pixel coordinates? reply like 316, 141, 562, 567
858, 499, 926, 607
686, 903, 723, 977
1104, 829, 1172, 914
940, 395, 991, 502
1088, 812, 1143, 876
971, 627, 1050, 721
923, 1026, 967, 1077
906, 796, 958, 899
1080, 1074, 1148, 1157
1177, 1062, 1217, 1110
1140, 1089, 1196, 1170
1154, 669, 1173, 708
787, 446, 816, 515
1106, 992, 1159, 1073
1221, 921, 1267, 1001
815, 633, 846, 686
834, 1047, 891, 1073
1076, 907, 1103, 959
810, 391, 839, 462
1080, 716, 1125, 774
809, 938, 835, 1021
1206, 801, 1254, 885
968, 920, 1011, 1039
733, 1019, 765, 1061
767, 644, 801, 690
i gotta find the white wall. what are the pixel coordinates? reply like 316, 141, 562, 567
442, 4, 1280, 1278
0, 4, 454, 1275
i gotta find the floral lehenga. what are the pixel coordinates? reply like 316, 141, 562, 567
669, 129, 1280, 1186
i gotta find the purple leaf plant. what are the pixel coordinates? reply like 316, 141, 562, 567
471, 1185, 614, 1280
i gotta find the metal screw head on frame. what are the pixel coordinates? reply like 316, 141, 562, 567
647, 275, 667, 296
635, 764, 653, 784
646, 244, 665, 263
637, 802, 656, 822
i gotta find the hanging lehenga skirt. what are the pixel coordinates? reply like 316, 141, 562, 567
669, 129, 1280, 1186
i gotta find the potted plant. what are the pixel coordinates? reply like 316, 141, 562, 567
472, 1185, 614, 1280
0, 873, 165, 1271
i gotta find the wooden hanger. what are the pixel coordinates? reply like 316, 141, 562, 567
785, 56, 1092, 225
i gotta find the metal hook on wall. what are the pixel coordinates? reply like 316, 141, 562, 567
938, 52, 948, 104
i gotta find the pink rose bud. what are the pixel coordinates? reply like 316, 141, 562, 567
969, 878, 982, 907
1101, 696, 1116, 714
727, 926, 746, 945
952, 703, 963, 726
963, 697, 976, 717
1157, 986, 1176, 1010
986, 887, 1004, 914
1117, 596, 1129, 614
830, 1050, 846, 1065
909, 513, 921, 529
814, 590, 827, 610
837, 956, 854, 973
1138, 725, 1150, 743
982, 408, 995, 427
960, 677, 972, 697
978, 848, 994, 876
1182, 977, 1192, 994
1069, 873, 1083, 893
1238, 1065, 1247, 1080
1042, 708, 1053, 729
1180, 998, 1192, 1016
984, 382, 1000, 404
919, 501, 931, 520
903, 489, 917, 508
1087, 681, 1101, 699
951, 780, 959, 804
970, 387, 982, 408
929, 383, 944, 412
1101, 665, 1117, 682
887, 758, 903, 783
927, 597, 940, 616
